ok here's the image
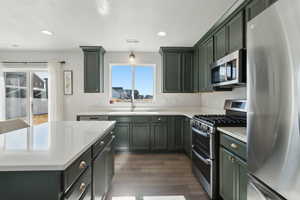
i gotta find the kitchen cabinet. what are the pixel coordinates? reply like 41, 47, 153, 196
93, 148, 107, 200
214, 26, 227, 60
160, 47, 194, 93
198, 37, 214, 92
113, 123, 130, 151
193, 44, 199, 92
183, 117, 191, 158
228, 11, 245, 53
81, 46, 105, 93
151, 121, 168, 151
219, 133, 247, 200
173, 117, 184, 150
246, 0, 277, 22
130, 122, 151, 151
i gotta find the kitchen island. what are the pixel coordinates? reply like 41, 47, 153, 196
0, 121, 116, 200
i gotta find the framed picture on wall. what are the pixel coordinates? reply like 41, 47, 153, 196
64, 70, 73, 95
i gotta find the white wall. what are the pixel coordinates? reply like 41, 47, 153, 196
200, 87, 247, 110
0, 50, 202, 120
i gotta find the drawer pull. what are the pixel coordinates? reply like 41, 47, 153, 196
100, 141, 105, 145
158, 118, 161, 121
112, 135, 115, 139
79, 161, 87, 169
230, 143, 238, 149
111, 131, 114, 135
79, 182, 86, 193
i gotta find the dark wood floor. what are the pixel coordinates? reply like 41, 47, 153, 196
107, 153, 209, 200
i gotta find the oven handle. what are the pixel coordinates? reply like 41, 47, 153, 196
192, 149, 211, 165
192, 127, 210, 138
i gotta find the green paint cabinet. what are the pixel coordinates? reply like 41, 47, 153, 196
219, 133, 247, 200
214, 26, 227, 60
160, 47, 194, 93
151, 122, 168, 151
130, 122, 151, 151
81, 46, 105, 93
228, 11, 245, 53
113, 123, 130, 151
183, 117, 191, 158
246, 0, 277, 22
193, 44, 199, 92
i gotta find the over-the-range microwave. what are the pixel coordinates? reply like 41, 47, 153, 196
211, 49, 246, 87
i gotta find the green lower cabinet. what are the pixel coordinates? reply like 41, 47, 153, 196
173, 117, 184, 150
219, 147, 247, 200
151, 122, 168, 151
114, 123, 130, 151
130, 123, 151, 151
183, 118, 191, 158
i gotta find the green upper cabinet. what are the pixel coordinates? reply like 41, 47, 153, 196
130, 122, 151, 151
228, 11, 245, 53
193, 44, 199, 92
160, 47, 194, 93
151, 122, 168, 151
214, 26, 227, 60
198, 37, 214, 92
246, 0, 277, 22
81, 46, 105, 93
182, 52, 194, 93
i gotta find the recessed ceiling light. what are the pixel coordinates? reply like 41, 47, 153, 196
41, 30, 53, 36
126, 39, 140, 44
12, 44, 19, 47
157, 31, 167, 37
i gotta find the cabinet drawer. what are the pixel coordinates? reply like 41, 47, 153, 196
220, 133, 246, 160
131, 116, 152, 123
64, 168, 91, 200
152, 116, 168, 123
109, 116, 131, 123
63, 148, 92, 192
93, 132, 113, 159
77, 115, 108, 121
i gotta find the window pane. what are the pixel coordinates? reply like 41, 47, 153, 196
32, 72, 48, 125
111, 65, 132, 102
134, 66, 154, 101
4, 72, 28, 122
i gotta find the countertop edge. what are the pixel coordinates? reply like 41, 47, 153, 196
217, 127, 247, 143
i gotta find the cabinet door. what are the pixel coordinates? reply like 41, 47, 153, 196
174, 117, 184, 150
219, 147, 236, 200
193, 45, 199, 92
93, 150, 107, 200
105, 138, 115, 192
204, 38, 214, 91
198, 43, 206, 92
163, 52, 182, 93
151, 122, 168, 151
114, 123, 130, 151
182, 52, 193, 93
214, 26, 227, 60
246, 0, 267, 21
183, 118, 191, 158
228, 11, 245, 53
236, 158, 247, 200
130, 123, 151, 151
84, 50, 101, 93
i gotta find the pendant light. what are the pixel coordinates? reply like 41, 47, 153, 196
129, 52, 135, 63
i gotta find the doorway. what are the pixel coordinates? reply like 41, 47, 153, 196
4, 71, 49, 125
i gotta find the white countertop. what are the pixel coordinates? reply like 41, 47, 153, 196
217, 127, 247, 143
77, 107, 225, 119
0, 121, 115, 171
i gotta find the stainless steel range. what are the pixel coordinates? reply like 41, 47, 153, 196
191, 99, 247, 199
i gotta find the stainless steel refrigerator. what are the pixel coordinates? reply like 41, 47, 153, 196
247, 0, 300, 199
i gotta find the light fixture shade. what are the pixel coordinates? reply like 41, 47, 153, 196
129, 52, 135, 63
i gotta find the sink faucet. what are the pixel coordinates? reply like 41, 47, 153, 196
130, 95, 136, 112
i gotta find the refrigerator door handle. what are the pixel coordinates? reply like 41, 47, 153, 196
248, 174, 285, 200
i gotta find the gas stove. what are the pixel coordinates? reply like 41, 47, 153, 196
193, 114, 247, 127
191, 99, 247, 200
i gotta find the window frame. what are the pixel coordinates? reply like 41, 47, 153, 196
109, 63, 156, 104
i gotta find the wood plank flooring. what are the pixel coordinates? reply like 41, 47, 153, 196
107, 153, 209, 200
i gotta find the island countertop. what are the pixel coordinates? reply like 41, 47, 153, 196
0, 121, 115, 171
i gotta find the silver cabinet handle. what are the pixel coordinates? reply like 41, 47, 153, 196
79, 161, 87, 169
79, 182, 86, 193
230, 143, 238, 149
100, 141, 104, 145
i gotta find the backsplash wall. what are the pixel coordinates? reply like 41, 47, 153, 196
200, 87, 247, 110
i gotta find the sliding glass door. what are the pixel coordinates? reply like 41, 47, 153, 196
4, 71, 48, 125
